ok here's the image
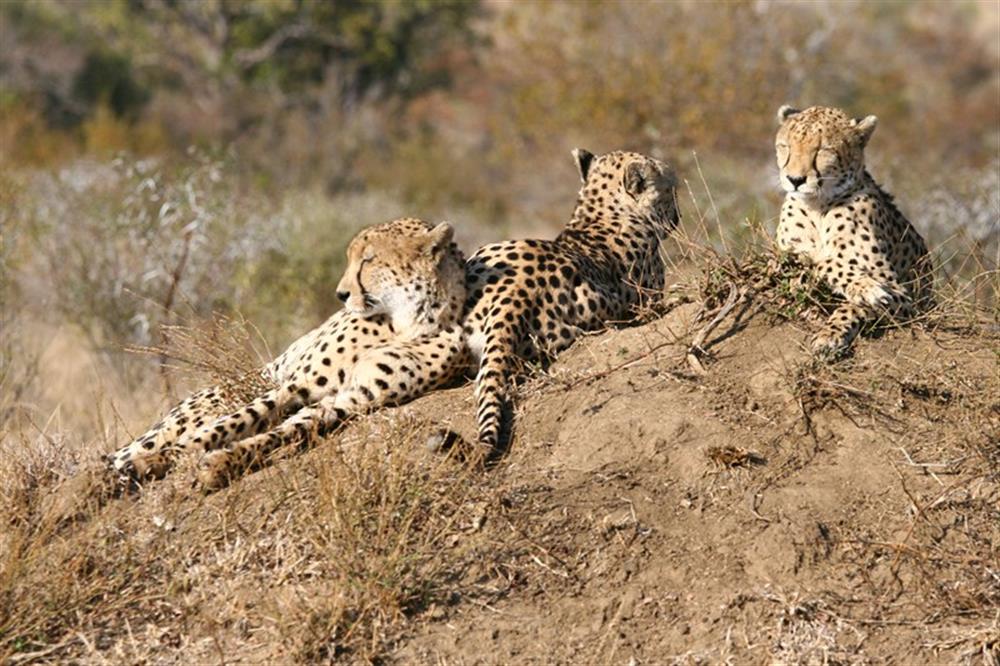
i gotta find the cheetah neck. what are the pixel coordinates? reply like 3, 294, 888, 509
793, 170, 881, 214
561, 209, 661, 274
556, 226, 618, 265
390, 302, 444, 339
389, 293, 461, 339
859, 170, 895, 203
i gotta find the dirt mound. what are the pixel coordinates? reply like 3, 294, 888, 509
3, 296, 997, 664
391, 300, 999, 664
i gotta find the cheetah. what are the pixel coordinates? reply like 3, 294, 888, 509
464, 149, 679, 450
108, 218, 470, 490
774, 105, 933, 356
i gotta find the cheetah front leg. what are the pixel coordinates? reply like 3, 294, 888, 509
811, 302, 870, 356
776, 200, 820, 258
812, 260, 910, 356
196, 329, 471, 491
181, 381, 308, 456
195, 392, 351, 491
109, 385, 231, 481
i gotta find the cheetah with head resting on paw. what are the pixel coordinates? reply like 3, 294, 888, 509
464, 149, 679, 452
774, 105, 933, 357
108, 218, 470, 490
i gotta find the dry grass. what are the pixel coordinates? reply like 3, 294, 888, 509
129, 312, 276, 407
0, 312, 514, 664
2, 173, 997, 663
0, 407, 515, 664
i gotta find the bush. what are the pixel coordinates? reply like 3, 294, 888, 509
20, 152, 422, 375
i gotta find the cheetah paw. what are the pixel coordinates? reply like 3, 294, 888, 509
195, 449, 235, 493
107, 450, 171, 482
846, 277, 894, 309
810, 331, 850, 359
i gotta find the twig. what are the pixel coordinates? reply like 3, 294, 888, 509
157, 228, 193, 398
563, 327, 686, 390
687, 282, 743, 374
530, 554, 570, 578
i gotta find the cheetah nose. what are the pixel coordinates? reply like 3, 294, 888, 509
336, 290, 349, 303
787, 175, 807, 190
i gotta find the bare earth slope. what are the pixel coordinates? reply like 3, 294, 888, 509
5, 297, 998, 664
391, 301, 999, 664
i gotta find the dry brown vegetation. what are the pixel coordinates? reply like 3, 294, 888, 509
2, 220, 997, 663
1, 0, 998, 663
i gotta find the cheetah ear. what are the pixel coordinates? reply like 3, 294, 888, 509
777, 105, 801, 124
572, 148, 595, 183
425, 222, 454, 257
853, 115, 878, 146
623, 162, 649, 198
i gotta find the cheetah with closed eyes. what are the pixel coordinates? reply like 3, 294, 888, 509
464, 149, 679, 451
774, 105, 933, 356
108, 218, 470, 490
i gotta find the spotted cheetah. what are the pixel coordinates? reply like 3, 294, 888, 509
108, 218, 470, 490
774, 105, 933, 356
464, 149, 679, 450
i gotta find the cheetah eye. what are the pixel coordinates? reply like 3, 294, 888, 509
816, 147, 838, 167
776, 143, 790, 165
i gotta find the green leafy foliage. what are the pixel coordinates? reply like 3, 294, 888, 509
71, 49, 150, 122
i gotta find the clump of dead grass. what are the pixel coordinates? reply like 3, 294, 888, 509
128, 311, 276, 407
262, 417, 489, 662
0, 409, 510, 664
759, 588, 867, 666
706, 444, 763, 469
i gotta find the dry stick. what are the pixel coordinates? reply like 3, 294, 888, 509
891, 462, 945, 548
157, 228, 194, 399
686, 282, 743, 375
889, 471, 987, 572
561, 321, 689, 390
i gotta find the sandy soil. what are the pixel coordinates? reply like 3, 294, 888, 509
388, 301, 999, 664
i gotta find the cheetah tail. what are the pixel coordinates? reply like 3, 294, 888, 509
474, 335, 519, 453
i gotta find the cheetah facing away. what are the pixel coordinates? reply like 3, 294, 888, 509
774, 105, 933, 356
109, 218, 470, 490
465, 149, 679, 451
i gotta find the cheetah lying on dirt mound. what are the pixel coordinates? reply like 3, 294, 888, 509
108, 218, 470, 490
464, 149, 679, 450
774, 105, 933, 356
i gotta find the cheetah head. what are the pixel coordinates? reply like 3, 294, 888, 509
571, 148, 680, 238
775, 105, 877, 203
336, 218, 467, 334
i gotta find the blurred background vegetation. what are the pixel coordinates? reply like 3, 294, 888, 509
1, 0, 997, 433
